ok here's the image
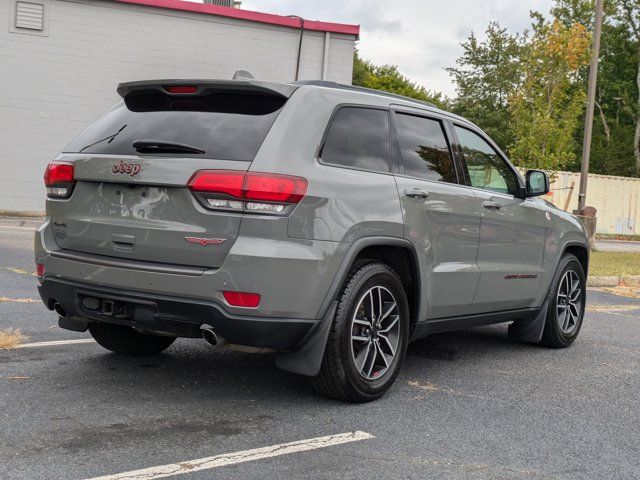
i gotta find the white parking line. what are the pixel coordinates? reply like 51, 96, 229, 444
85, 431, 374, 480
15, 338, 94, 348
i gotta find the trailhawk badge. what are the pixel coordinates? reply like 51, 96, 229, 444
185, 237, 227, 246
112, 160, 141, 176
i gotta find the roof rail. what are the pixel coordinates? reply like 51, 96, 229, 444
293, 80, 437, 109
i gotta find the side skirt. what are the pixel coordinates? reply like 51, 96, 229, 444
412, 308, 539, 340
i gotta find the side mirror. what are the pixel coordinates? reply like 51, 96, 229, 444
525, 170, 550, 197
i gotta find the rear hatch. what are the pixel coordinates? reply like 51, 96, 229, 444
49, 80, 296, 268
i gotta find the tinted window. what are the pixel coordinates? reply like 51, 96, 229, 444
63, 92, 286, 161
454, 126, 517, 195
321, 107, 390, 172
395, 113, 456, 182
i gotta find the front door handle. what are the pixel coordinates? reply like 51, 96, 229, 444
404, 188, 429, 199
482, 200, 501, 209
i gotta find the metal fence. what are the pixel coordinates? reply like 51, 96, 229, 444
543, 171, 640, 235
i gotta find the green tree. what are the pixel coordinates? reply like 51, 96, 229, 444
614, 0, 640, 174
551, 0, 639, 176
508, 18, 591, 170
352, 52, 445, 108
447, 23, 525, 149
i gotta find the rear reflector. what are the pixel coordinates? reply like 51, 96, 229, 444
188, 170, 307, 215
223, 291, 261, 308
44, 162, 75, 199
36, 263, 45, 277
164, 85, 197, 94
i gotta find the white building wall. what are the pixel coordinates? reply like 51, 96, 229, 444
0, 0, 356, 212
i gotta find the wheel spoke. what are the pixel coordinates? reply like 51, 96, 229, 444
375, 341, 389, 368
378, 301, 397, 326
380, 315, 399, 333
569, 273, 580, 295
378, 332, 396, 356
377, 287, 383, 325
369, 290, 376, 324
355, 341, 372, 373
561, 308, 571, 331
351, 334, 369, 343
569, 303, 580, 319
570, 288, 581, 303
353, 318, 371, 327
364, 342, 376, 378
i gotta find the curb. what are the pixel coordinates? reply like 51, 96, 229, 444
588, 275, 640, 287
0, 216, 44, 228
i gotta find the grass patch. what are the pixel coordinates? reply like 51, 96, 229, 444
0, 328, 28, 349
596, 233, 640, 242
590, 251, 640, 276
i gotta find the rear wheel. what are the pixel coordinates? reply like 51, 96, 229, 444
88, 323, 176, 356
540, 254, 586, 348
313, 262, 410, 403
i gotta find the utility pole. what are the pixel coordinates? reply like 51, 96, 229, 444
578, 0, 604, 213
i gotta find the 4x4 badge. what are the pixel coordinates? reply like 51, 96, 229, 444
112, 160, 141, 176
185, 237, 226, 246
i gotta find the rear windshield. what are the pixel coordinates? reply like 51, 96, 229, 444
63, 90, 287, 160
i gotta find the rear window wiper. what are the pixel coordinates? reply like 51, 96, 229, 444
133, 140, 205, 154
79, 124, 127, 152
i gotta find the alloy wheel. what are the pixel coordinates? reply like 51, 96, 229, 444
557, 270, 583, 334
350, 286, 401, 380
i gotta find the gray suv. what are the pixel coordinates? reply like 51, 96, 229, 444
35, 79, 589, 402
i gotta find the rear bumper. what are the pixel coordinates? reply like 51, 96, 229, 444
38, 278, 317, 351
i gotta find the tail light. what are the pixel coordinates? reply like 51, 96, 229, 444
223, 291, 261, 308
188, 170, 307, 215
44, 162, 75, 199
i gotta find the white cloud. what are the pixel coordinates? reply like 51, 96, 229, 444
241, 0, 555, 96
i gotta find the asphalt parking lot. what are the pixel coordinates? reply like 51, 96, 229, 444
1, 222, 639, 480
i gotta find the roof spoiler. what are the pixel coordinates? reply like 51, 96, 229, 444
117, 79, 298, 99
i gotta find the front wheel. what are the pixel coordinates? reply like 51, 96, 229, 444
88, 323, 176, 356
312, 262, 410, 403
540, 254, 587, 348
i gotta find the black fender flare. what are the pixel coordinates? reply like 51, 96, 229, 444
275, 236, 421, 376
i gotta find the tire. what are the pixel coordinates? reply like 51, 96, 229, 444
88, 322, 176, 356
312, 261, 410, 403
539, 253, 587, 348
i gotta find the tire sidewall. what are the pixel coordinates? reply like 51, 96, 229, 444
337, 265, 410, 396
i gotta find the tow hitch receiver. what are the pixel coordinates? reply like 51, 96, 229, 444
80, 295, 127, 318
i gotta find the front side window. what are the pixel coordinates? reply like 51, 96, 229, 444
321, 107, 390, 172
395, 113, 456, 182
454, 126, 517, 195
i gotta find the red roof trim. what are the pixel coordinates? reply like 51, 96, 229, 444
111, 0, 360, 36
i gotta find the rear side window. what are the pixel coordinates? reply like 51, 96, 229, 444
320, 107, 390, 172
395, 113, 456, 182
63, 91, 287, 161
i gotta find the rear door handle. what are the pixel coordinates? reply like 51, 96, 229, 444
404, 188, 429, 199
482, 200, 501, 209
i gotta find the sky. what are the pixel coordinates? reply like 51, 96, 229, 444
237, 0, 555, 97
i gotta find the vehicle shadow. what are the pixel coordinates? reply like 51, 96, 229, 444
46, 323, 540, 406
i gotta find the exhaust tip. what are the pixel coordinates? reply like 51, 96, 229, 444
200, 324, 219, 346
